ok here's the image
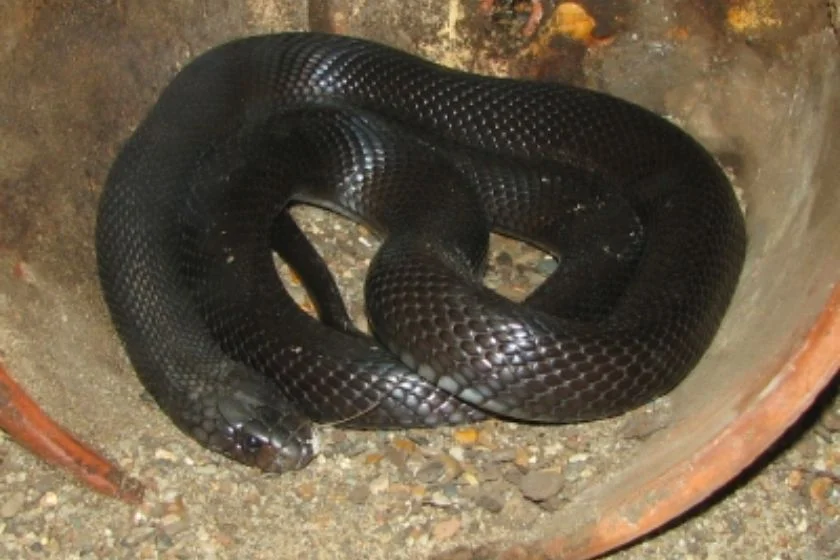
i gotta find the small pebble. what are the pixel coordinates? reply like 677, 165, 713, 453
519, 470, 565, 502
786, 469, 805, 489
474, 492, 505, 513
384, 446, 408, 469
489, 448, 518, 463
39, 491, 58, 508
796, 517, 808, 533
123, 526, 156, 546
347, 484, 370, 505
1, 492, 25, 518
822, 409, 840, 432
536, 495, 564, 512
480, 465, 503, 482
424, 491, 453, 507
620, 412, 669, 440
809, 477, 835, 510
431, 517, 462, 541
369, 475, 390, 495
164, 495, 187, 516
462, 470, 480, 486
477, 429, 495, 447
416, 460, 446, 484
503, 467, 525, 486
364, 452, 385, 465
295, 482, 317, 501
154, 448, 179, 463
391, 438, 418, 453
568, 453, 590, 463
448, 446, 466, 462
542, 442, 565, 457
514, 447, 532, 468
421, 453, 465, 483
562, 435, 588, 451
453, 427, 480, 446
442, 482, 461, 497
332, 438, 367, 457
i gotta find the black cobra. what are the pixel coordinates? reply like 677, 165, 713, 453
95, 33, 746, 472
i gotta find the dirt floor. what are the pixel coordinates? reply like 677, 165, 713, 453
1, 0, 839, 558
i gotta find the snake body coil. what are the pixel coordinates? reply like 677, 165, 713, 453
96, 33, 746, 472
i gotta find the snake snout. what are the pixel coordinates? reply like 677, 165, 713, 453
215, 383, 316, 473
241, 419, 317, 473
261, 426, 318, 473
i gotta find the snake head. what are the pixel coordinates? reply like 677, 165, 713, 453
205, 377, 317, 473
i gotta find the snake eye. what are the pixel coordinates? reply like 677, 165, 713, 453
242, 434, 265, 453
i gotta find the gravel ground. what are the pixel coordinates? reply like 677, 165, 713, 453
1, 0, 839, 558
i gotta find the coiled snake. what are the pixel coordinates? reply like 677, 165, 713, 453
95, 33, 746, 472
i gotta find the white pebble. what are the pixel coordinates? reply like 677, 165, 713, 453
154, 448, 179, 462
448, 446, 465, 462
39, 492, 58, 508
568, 453, 590, 463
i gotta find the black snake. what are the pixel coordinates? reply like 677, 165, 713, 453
95, 33, 746, 472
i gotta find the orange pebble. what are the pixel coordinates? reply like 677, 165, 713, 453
391, 437, 418, 453
453, 427, 480, 445
364, 452, 385, 465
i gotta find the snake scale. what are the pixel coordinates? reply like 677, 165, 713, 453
95, 32, 746, 472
